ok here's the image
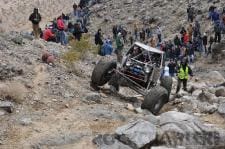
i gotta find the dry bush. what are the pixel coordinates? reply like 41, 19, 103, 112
66, 63, 85, 78
0, 82, 27, 103
62, 34, 98, 63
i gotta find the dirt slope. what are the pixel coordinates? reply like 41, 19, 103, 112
0, 0, 79, 32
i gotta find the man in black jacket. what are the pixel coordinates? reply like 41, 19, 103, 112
202, 33, 208, 54
29, 8, 42, 39
95, 29, 103, 55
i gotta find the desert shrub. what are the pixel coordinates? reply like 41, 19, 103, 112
62, 34, 98, 63
0, 82, 27, 103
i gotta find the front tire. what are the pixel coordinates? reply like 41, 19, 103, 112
91, 60, 117, 89
161, 76, 173, 101
141, 86, 168, 115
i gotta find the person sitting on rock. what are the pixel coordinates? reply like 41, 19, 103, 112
101, 39, 113, 56
176, 58, 193, 94
43, 27, 56, 42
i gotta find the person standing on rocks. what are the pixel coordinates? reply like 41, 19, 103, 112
202, 33, 208, 54
214, 21, 222, 43
168, 59, 176, 77
116, 32, 124, 63
187, 4, 194, 22
129, 32, 134, 45
174, 35, 181, 46
176, 58, 193, 94
95, 29, 104, 55
156, 25, 162, 44
57, 16, 66, 45
187, 24, 193, 42
29, 8, 42, 39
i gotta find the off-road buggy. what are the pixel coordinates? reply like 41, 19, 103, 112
91, 42, 173, 115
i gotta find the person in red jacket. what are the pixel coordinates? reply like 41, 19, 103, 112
57, 16, 66, 45
183, 31, 189, 45
43, 27, 56, 42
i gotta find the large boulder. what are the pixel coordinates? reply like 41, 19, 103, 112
115, 119, 157, 148
93, 134, 132, 149
157, 111, 225, 148
203, 71, 225, 84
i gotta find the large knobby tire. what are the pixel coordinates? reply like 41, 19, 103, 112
91, 60, 117, 87
141, 86, 168, 115
160, 76, 173, 100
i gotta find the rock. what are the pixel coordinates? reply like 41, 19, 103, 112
0, 101, 14, 113
135, 107, 142, 113
207, 87, 216, 94
126, 103, 134, 111
203, 71, 225, 84
20, 32, 34, 40
218, 102, 225, 115
0, 63, 23, 80
157, 111, 225, 148
0, 110, 6, 116
84, 93, 102, 104
215, 87, 225, 97
64, 91, 74, 98
93, 134, 132, 149
192, 89, 202, 97
198, 102, 218, 114
124, 0, 133, 4
197, 90, 217, 104
212, 42, 225, 61
20, 118, 32, 126
151, 146, 185, 149
46, 55, 55, 64
143, 114, 159, 125
116, 119, 156, 148
42, 52, 51, 62
11, 36, 23, 45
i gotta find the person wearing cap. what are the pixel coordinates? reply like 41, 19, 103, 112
29, 8, 42, 39
176, 58, 193, 94
116, 32, 124, 63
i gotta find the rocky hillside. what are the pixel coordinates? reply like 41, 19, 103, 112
0, 0, 79, 32
89, 0, 225, 39
0, 32, 225, 149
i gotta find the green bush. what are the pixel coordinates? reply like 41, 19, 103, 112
62, 34, 98, 63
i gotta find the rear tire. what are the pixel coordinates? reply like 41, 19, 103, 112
91, 60, 117, 88
141, 86, 168, 115
161, 76, 173, 100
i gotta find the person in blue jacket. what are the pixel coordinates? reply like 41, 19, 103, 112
101, 40, 113, 56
